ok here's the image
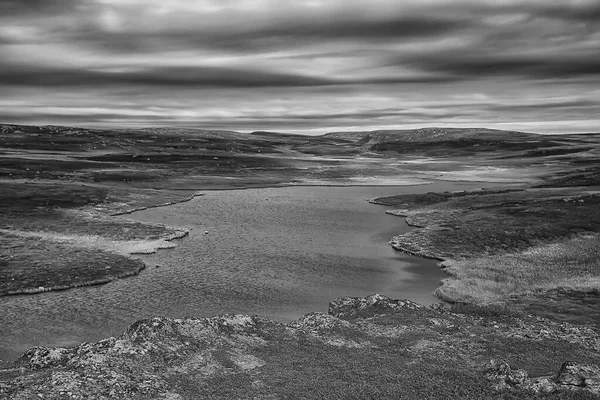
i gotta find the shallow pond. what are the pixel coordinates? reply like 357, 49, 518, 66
0, 182, 483, 361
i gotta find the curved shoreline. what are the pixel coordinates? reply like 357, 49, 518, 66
111, 193, 205, 216
1, 181, 466, 300
0, 225, 190, 297
2, 264, 146, 296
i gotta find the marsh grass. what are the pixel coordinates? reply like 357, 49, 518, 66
435, 234, 600, 303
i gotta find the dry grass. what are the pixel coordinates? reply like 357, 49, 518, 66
0, 228, 186, 256
435, 234, 600, 303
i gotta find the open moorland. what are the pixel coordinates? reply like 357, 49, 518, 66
1, 124, 600, 398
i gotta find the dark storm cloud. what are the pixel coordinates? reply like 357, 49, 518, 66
0, 0, 77, 15
537, 2, 600, 22
491, 99, 600, 113
214, 15, 468, 44
0, 64, 338, 88
0, 62, 455, 88
34, 14, 470, 56
403, 54, 600, 80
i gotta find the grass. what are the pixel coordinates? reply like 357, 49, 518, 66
435, 234, 600, 303
0, 232, 146, 295
162, 311, 600, 399
0, 179, 191, 296
374, 183, 600, 328
380, 189, 600, 259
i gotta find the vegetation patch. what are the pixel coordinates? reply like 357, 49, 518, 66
0, 232, 145, 295
2, 295, 599, 399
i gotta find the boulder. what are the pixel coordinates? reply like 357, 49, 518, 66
555, 361, 600, 394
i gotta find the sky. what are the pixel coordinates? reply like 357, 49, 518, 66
0, 0, 599, 134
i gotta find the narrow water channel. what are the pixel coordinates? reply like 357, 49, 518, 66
0, 182, 481, 361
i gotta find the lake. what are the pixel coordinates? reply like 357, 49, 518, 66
0, 182, 482, 361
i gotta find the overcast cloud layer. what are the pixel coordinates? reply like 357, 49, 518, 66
1, 0, 599, 133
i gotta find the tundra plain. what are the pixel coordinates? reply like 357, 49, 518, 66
1, 124, 600, 399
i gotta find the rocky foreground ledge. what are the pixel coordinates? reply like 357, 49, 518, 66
1, 294, 599, 399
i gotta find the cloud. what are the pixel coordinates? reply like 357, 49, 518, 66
3, 13, 470, 56
0, 59, 456, 88
405, 54, 600, 80
538, 2, 600, 22
0, 64, 341, 88
491, 99, 600, 112
0, 0, 599, 133
0, 0, 75, 14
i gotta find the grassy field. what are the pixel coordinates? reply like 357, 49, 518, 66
0, 180, 190, 294
372, 168, 600, 329
435, 234, 600, 304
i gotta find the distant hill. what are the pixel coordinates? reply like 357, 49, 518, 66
323, 127, 539, 144
321, 131, 373, 141
132, 127, 254, 141
320, 127, 585, 156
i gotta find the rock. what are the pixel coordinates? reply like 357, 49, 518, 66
484, 359, 528, 386
484, 359, 600, 395
555, 361, 600, 394
19, 347, 75, 370
291, 312, 352, 331
507, 368, 528, 385
429, 303, 447, 311
525, 377, 557, 393
328, 293, 424, 318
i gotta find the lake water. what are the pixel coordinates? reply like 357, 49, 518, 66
0, 182, 482, 361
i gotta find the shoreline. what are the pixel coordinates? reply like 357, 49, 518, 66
1, 264, 146, 296
144, 180, 436, 193
7, 180, 483, 297
3, 181, 442, 299
0, 183, 455, 362
0, 179, 505, 302
110, 193, 205, 216
370, 186, 600, 307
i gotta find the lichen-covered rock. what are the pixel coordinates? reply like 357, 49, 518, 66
2, 294, 600, 399
289, 312, 374, 348
290, 312, 353, 331
328, 293, 425, 318
525, 377, 558, 394
484, 359, 600, 395
555, 361, 600, 394
484, 359, 528, 386
17, 346, 75, 370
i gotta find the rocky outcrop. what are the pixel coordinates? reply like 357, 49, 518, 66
485, 359, 600, 395
1, 294, 599, 399
556, 362, 600, 394
328, 293, 425, 318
